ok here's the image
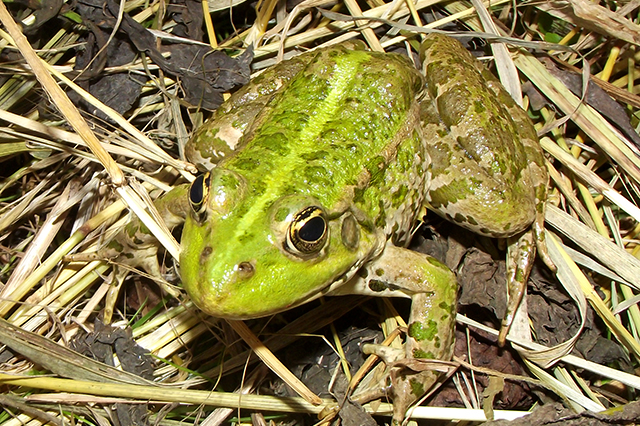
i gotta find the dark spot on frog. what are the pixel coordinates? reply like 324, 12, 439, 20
238, 231, 254, 244
344, 96, 361, 106
234, 202, 250, 218
429, 175, 483, 209
279, 184, 296, 197
340, 214, 359, 251
408, 319, 438, 342
233, 157, 260, 171
359, 219, 375, 234
413, 349, 435, 359
366, 155, 387, 187
368, 279, 387, 292
218, 172, 241, 190
251, 179, 266, 197
410, 379, 427, 399
368, 279, 401, 292
303, 166, 332, 186
353, 186, 365, 204
374, 203, 387, 228
301, 150, 328, 161
107, 239, 124, 253
453, 213, 466, 224
200, 246, 213, 264
473, 99, 486, 114
262, 111, 304, 133
263, 132, 291, 156
479, 227, 507, 238
391, 185, 408, 208
274, 207, 290, 222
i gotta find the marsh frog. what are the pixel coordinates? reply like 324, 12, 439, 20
114, 34, 550, 423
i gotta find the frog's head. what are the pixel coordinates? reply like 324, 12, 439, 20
180, 168, 380, 319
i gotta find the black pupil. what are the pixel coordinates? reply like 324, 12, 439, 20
298, 216, 325, 242
189, 175, 205, 205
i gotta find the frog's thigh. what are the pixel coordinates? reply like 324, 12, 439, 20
426, 131, 536, 239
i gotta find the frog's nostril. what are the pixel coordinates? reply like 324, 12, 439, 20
200, 246, 213, 264
236, 261, 255, 278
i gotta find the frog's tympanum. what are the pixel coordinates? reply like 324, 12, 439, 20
113, 34, 551, 423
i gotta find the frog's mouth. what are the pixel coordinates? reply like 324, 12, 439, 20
187, 253, 364, 319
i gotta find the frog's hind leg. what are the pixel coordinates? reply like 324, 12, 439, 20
499, 192, 556, 346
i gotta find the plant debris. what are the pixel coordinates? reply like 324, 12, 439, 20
1, 0, 640, 425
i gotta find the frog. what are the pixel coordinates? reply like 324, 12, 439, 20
111, 33, 552, 424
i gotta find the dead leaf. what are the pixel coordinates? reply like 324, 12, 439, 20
536, 0, 640, 46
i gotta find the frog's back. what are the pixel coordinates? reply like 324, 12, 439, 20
222, 46, 427, 239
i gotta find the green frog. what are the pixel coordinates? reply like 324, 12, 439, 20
113, 34, 551, 423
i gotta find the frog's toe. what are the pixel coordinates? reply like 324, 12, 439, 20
362, 343, 405, 364
355, 344, 454, 425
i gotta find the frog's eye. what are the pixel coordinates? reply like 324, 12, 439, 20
286, 206, 328, 256
189, 172, 211, 221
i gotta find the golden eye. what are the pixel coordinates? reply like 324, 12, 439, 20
189, 172, 211, 221
286, 206, 328, 256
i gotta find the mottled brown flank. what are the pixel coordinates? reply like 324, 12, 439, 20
427, 141, 452, 170
420, 34, 547, 246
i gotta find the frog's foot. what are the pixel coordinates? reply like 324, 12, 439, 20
107, 233, 181, 295
337, 245, 458, 424
358, 309, 457, 425
94, 184, 191, 300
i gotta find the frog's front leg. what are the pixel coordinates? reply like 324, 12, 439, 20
105, 183, 191, 283
343, 244, 458, 424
